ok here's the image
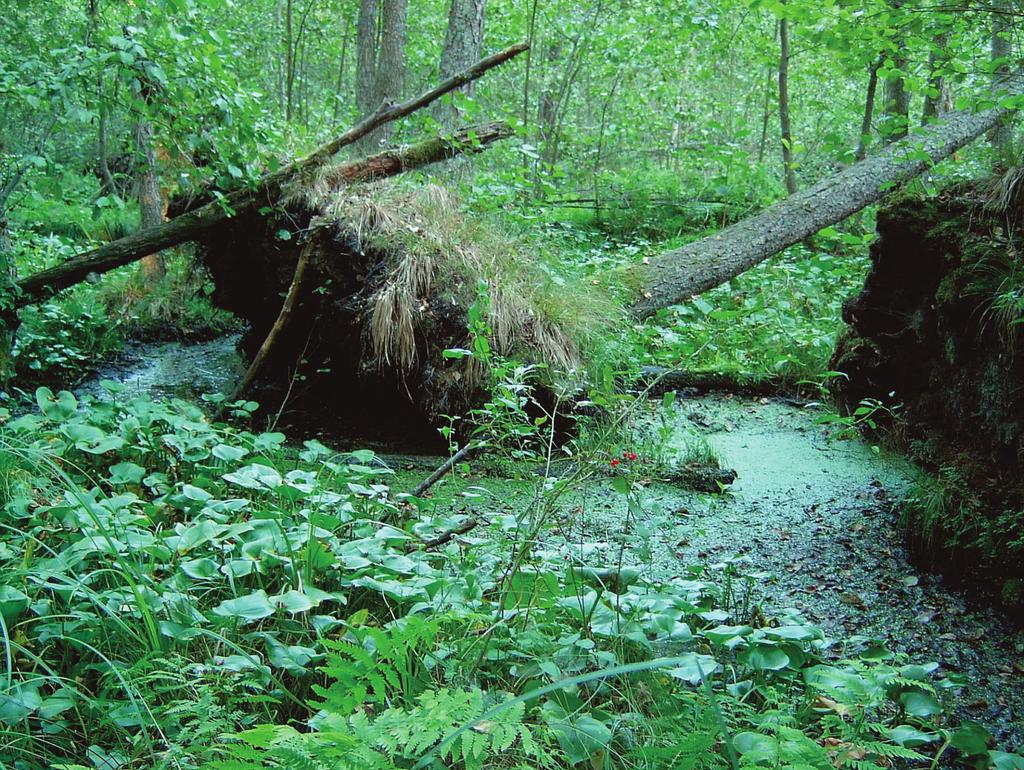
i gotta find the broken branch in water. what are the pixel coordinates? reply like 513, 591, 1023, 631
409, 442, 482, 498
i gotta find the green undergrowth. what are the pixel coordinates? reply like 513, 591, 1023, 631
534, 165, 775, 242
0, 374, 1019, 769
11, 171, 139, 243
8, 221, 238, 386
901, 462, 1024, 596
95, 252, 240, 342
6, 228, 125, 386
631, 238, 872, 382
528, 217, 873, 383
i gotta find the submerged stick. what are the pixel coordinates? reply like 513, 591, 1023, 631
411, 518, 481, 550
409, 442, 482, 498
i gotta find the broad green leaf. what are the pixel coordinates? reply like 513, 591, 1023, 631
35, 387, 77, 421
900, 691, 941, 718
886, 725, 939, 748
271, 590, 317, 614
213, 590, 275, 623
703, 624, 753, 645
109, 462, 146, 485
668, 653, 721, 684
0, 585, 30, 624
742, 643, 790, 671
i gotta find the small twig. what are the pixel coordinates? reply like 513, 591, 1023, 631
408, 442, 482, 498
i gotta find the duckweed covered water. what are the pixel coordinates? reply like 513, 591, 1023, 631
75, 344, 1023, 745
404, 394, 1023, 747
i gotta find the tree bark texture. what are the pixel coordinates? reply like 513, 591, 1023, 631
630, 75, 1024, 318
435, 0, 488, 127
371, 0, 408, 147
778, 11, 798, 195
129, 15, 167, 283
97, 99, 117, 195
355, 0, 379, 119
332, 7, 353, 123
134, 118, 167, 282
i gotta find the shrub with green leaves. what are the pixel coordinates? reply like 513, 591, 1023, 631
0, 385, 1019, 770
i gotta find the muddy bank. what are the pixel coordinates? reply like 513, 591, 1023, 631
831, 190, 1024, 587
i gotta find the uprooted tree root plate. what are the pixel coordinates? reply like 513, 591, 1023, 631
198, 184, 607, 439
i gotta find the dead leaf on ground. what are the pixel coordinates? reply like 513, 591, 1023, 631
812, 696, 852, 717
839, 591, 867, 609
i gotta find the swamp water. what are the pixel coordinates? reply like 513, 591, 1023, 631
76, 334, 246, 403
75, 339, 1023, 748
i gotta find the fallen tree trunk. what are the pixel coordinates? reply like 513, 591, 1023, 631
13, 44, 527, 308
16, 121, 514, 307
631, 76, 1024, 318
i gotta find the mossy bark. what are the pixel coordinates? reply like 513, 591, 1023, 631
12, 44, 527, 308
15, 122, 512, 308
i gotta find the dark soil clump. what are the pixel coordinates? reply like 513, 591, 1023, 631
831, 188, 1024, 592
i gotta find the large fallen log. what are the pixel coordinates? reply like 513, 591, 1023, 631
630, 76, 1024, 318
13, 45, 527, 308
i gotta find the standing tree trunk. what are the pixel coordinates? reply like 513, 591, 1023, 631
435, 0, 488, 127
134, 118, 166, 283
778, 7, 798, 195
757, 63, 775, 164
882, 63, 910, 142
130, 16, 166, 284
355, 0, 380, 152
855, 56, 882, 161
923, 34, 949, 123
520, 0, 540, 172
275, 0, 287, 114
882, 2, 910, 144
332, 7, 353, 124
990, 4, 1013, 157
880, 0, 910, 142
97, 98, 117, 195
372, 0, 408, 147
285, 0, 295, 121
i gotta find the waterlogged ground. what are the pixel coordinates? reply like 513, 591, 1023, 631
78, 341, 1024, 751
394, 395, 1024, 751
